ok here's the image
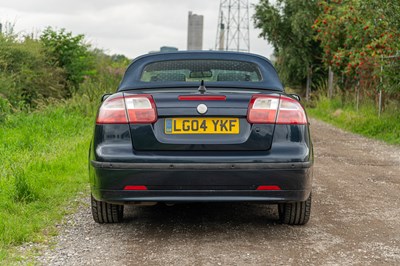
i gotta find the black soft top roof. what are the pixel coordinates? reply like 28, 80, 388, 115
117, 51, 283, 91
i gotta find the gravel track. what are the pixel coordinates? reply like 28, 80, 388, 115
34, 119, 400, 265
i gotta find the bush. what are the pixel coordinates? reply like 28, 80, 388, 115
40, 27, 95, 95
0, 24, 128, 113
0, 35, 67, 108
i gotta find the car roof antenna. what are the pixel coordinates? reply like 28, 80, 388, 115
198, 80, 206, 94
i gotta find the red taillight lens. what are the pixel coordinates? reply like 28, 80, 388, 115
178, 95, 227, 101
124, 94, 157, 123
276, 95, 307, 125
247, 95, 307, 125
247, 95, 280, 124
96, 94, 157, 124
96, 95, 128, 124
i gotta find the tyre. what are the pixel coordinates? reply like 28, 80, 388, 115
91, 194, 124, 223
278, 193, 311, 225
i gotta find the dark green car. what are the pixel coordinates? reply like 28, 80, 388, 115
89, 51, 313, 225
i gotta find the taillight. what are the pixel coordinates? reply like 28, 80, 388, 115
247, 95, 280, 124
124, 94, 157, 123
96, 93, 157, 124
96, 94, 128, 124
247, 95, 307, 125
178, 95, 227, 101
276, 95, 307, 124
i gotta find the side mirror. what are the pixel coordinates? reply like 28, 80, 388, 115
101, 94, 112, 102
290, 94, 301, 101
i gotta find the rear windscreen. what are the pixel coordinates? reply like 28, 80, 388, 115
140, 60, 262, 82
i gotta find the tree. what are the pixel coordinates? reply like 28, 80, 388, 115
254, 0, 324, 92
313, 0, 400, 93
40, 27, 94, 95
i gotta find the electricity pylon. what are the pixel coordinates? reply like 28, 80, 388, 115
215, 0, 250, 52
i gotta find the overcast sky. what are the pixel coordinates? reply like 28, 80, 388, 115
0, 0, 274, 59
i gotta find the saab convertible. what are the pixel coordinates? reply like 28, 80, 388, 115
89, 51, 313, 225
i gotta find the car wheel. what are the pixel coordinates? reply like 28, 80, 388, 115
278, 193, 311, 225
91, 194, 124, 223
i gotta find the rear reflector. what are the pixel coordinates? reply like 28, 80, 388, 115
256, 185, 281, 191
247, 95, 307, 125
178, 95, 226, 101
96, 93, 157, 124
124, 185, 148, 191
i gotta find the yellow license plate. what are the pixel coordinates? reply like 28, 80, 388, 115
165, 118, 240, 134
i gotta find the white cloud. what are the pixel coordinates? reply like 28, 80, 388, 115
0, 0, 273, 59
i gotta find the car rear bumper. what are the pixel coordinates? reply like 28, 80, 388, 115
90, 161, 313, 204
96, 190, 310, 204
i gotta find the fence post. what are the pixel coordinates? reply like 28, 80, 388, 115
306, 66, 311, 102
378, 55, 383, 117
328, 66, 334, 98
356, 81, 360, 112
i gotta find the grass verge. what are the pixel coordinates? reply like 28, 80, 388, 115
307, 97, 400, 145
0, 102, 95, 264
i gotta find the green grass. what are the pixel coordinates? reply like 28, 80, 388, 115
307, 97, 400, 145
0, 102, 95, 264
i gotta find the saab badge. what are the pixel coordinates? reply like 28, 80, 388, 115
197, 104, 207, 115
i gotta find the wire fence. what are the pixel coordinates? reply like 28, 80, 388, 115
318, 53, 400, 117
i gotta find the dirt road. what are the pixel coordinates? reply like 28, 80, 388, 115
36, 119, 400, 265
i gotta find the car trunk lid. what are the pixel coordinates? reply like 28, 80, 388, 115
125, 89, 278, 151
